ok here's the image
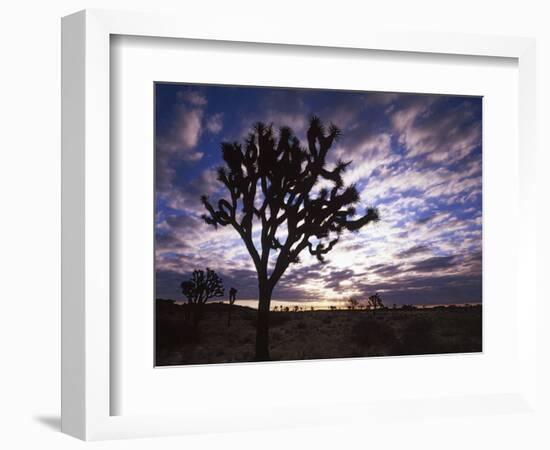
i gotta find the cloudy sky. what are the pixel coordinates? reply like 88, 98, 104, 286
155, 83, 482, 307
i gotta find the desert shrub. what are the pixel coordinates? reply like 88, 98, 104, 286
394, 317, 439, 355
352, 318, 396, 347
155, 317, 194, 350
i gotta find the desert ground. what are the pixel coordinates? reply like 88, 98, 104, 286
155, 300, 482, 366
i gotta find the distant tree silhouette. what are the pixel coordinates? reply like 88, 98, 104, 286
293, 305, 300, 313
401, 304, 417, 311
330, 305, 337, 311
227, 286, 237, 327
180, 268, 224, 330
201, 116, 379, 360
347, 297, 359, 310
368, 293, 384, 314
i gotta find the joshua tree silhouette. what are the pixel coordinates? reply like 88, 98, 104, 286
180, 268, 224, 329
201, 116, 379, 360
347, 297, 359, 310
368, 293, 384, 313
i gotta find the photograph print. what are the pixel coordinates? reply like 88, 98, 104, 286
154, 83, 482, 366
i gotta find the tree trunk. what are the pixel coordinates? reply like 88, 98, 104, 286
254, 281, 272, 361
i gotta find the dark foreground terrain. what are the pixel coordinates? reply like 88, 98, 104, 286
155, 300, 482, 366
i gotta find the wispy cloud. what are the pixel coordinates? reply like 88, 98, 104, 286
206, 112, 224, 134
390, 95, 481, 164
176, 89, 207, 106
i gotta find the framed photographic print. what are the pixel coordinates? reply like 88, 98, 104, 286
62, 9, 538, 441
153, 83, 483, 367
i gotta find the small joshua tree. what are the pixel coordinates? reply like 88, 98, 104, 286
201, 117, 379, 360
347, 297, 359, 310
180, 268, 224, 327
368, 293, 384, 314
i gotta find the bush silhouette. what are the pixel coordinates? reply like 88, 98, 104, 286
201, 116, 379, 361
180, 268, 224, 337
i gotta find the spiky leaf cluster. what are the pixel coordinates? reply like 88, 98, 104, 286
368, 293, 384, 309
201, 116, 379, 286
180, 268, 224, 304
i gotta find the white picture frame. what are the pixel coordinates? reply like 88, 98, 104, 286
61, 9, 538, 441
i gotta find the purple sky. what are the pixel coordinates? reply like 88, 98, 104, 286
155, 83, 482, 306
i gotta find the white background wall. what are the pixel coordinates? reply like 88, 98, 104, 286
0, 1, 548, 449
